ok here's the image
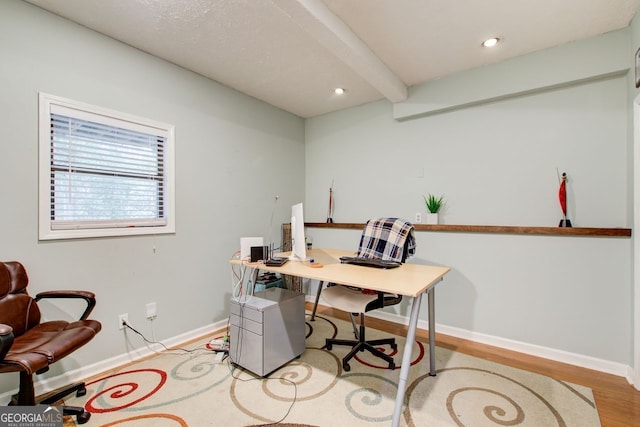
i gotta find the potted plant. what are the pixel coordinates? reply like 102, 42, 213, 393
423, 194, 444, 224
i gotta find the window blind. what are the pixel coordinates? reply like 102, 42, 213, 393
49, 112, 167, 230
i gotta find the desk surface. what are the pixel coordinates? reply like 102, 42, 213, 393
234, 248, 450, 298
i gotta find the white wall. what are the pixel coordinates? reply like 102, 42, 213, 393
305, 31, 633, 378
0, 0, 304, 396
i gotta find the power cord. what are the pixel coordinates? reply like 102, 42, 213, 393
224, 302, 298, 425
226, 360, 298, 425
119, 310, 297, 422
121, 320, 216, 355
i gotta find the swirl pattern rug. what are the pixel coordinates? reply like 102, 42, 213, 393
64, 313, 600, 426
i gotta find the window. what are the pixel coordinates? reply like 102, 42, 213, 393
38, 93, 175, 240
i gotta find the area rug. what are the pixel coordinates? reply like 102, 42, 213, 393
64, 313, 600, 426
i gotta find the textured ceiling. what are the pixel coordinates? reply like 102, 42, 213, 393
24, 0, 640, 118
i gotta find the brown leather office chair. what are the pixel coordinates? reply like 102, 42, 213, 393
323, 218, 415, 372
0, 261, 101, 424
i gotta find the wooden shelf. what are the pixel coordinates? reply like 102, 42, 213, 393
305, 222, 631, 237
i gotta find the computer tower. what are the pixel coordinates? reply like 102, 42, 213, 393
229, 287, 305, 376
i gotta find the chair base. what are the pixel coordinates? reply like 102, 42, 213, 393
325, 313, 397, 372
41, 382, 91, 424
10, 372, 92, 424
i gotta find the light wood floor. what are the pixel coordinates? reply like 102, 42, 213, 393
309, 303, 640, 427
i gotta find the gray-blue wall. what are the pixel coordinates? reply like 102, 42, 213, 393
0, 0, 304, 397
0, 0, 637, 398
305, 29, 634, 380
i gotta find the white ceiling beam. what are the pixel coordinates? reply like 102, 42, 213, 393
272, 0, 407, 102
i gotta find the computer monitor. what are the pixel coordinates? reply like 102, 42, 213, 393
289, 202, 307, 261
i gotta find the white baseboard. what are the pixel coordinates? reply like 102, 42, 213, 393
366, 308, 633, 384
307, 295, 633, 384
0, 319, 228, 405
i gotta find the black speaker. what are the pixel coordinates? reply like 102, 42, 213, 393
250, 246, 269, 262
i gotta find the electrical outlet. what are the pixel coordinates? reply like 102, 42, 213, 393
415, 212, 422, 223
118, 313, 129, 330
146, 302, 157, 320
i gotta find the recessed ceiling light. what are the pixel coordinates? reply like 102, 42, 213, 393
482, 37, 501, 48
334, 88, 346, 95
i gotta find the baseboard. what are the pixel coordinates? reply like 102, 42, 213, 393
306, 294, 632, 383
368, 307, 633, 382
0, 319, 227, 405
626, 365, 638, 390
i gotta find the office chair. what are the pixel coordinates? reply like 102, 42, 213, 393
0, 261, 102, 424
322, 218, 415, 371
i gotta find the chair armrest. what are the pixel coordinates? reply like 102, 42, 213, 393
0, 324, 14, 361
35, 290, 97, 320
381, 292, 402, 307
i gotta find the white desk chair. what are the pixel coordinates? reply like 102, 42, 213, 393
320, 218, 415, 371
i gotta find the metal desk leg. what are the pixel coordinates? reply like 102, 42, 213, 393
250, 268, 259, 293
428, 286, 436, 376
310, 281, 324, 321
391, 292, 423, 427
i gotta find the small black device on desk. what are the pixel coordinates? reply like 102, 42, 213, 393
265, 257, 288, 267
339, 256, 401, 269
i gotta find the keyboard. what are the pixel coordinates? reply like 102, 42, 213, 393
339, 256, 401, 269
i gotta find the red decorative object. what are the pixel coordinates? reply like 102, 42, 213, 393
558, 174, 567, 216
558, 172, 572, 227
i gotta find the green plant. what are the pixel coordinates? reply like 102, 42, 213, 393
423, 194, 444, 213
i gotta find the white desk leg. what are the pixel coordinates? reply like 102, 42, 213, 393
391, 292, 423, 427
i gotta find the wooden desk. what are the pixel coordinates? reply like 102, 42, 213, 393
233, 248, 450, 427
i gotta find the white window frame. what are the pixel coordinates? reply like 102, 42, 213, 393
38, 93, 175, 240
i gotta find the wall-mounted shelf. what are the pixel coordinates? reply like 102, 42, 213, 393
305, 222, 631, 238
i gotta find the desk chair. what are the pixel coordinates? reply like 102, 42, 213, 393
0, 261, 101, 424
322, 218, 415, 371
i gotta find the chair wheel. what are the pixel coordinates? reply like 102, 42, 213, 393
76, 386, 87, 397
391, 343, 397, 350
343, 362, 351, 372
389, 362, 395, 370
326, 343, 332, 350
76, 411, 91, 424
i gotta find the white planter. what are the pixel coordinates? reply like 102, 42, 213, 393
426, 213, 439, 224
